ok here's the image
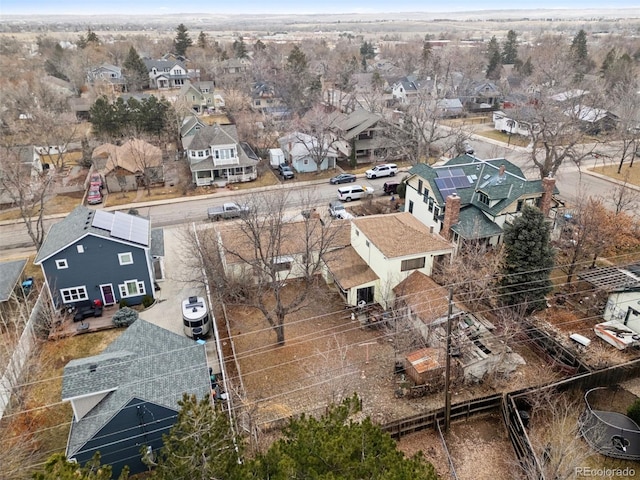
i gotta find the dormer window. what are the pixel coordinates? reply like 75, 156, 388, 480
477, 192, 489, 205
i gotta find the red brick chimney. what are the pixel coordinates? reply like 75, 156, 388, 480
441, 193, 461, 240
499, 164, 505, 176
540, 175, 556, 216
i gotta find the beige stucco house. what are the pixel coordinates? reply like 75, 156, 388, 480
323, 212, 454, 308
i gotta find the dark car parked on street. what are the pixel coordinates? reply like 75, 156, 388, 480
383, 181, 400, 195
329, 173, 357, 184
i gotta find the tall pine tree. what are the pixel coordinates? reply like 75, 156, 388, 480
499, 205, 555, 313
502, 30, 519, 65
147, 394, 245, 480
123, 46, 148, 92
173, 24, 192, 57
486, 36, 502, 80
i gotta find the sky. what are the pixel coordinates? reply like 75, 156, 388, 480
1, 0, 639, 16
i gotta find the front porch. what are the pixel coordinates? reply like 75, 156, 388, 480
192, 166, 257, 187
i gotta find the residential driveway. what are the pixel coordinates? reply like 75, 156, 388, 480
139, 224, 221, 373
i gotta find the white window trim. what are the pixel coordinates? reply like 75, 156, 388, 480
118, 252, 134, 266
60, 286, 89, 304
56, 259, 68, 269
119, 279, 146, 298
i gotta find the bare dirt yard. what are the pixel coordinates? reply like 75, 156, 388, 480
397, 413, 515, 480
222, 282, 566, 466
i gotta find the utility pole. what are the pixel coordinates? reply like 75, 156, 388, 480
444, 287, 453, 432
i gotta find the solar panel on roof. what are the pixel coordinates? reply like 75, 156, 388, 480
452, 177, 469, 188
92, 210, 115, 231
449, 168, 465, 177
111, 212, 149, 246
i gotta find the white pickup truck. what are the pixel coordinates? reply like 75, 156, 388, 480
207, 202, 249, 221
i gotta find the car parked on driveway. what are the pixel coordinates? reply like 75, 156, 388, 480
337, 185, 375, 202
89, 173, 103, 190
87, 188, 102, 205
329, 173, 357, 184
279, 163, 295, 180
365, 163, 398, 179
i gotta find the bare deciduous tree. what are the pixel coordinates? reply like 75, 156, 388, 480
0, 146, 54, 249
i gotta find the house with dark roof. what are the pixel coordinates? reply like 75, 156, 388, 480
328, 109, 389, 163
61, 319, 211, 477
34, 206, 163, 308
404, 156, 560, 246
250, 81, 288, 117
391, 76, 421, 104
0, 259, 27, 303
143, 59, 196, 90
323, 212, 454, 307
185, 123, 258, 186
86, 64, 126, 93
177, 81, 224, 114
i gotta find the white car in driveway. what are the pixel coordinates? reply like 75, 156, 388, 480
365, 163, 398, 179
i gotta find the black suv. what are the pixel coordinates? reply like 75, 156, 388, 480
383, 181, 400, 195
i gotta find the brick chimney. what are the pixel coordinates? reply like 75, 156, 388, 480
499, 164, 505, 177
540, 175, 556, 216
441, 193, 461, 240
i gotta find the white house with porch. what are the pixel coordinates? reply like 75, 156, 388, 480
185, 124, 258, 186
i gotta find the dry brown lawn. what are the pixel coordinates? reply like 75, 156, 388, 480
476, 129, 530, 147
590, 161, 640, 187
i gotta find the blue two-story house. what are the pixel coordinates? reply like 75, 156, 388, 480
35, 206, 162, 308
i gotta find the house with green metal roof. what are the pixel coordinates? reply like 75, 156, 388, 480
403, 155, 560, 245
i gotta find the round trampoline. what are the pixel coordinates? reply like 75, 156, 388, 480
579, 387, 640, 461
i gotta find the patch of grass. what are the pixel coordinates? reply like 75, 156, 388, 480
589, 161, 640, 187
2, 329, 124, 473
476, 129, 530, 147
0, 193, 84, 222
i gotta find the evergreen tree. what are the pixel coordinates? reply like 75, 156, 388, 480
86, 28, 100, 45
233, 36, 248, 59
147, 394, 244, 480
287, 44, 308, 76
33, 452, 128, 480
502, 30, 519, 65
486, 36, 502, 80
499, 205, 555, 313
570, 29, 589, 67
173, 24, 192, 57
197, 31, 208, 49
420, 37, 432, 73
360, 40, 375, 70
254, 39, 266, 53
248, 395, 437, 480
517, 56, 533, 76
123, 46, 148, 91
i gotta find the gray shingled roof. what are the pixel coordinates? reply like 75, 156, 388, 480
187, 124, 258, 171
0, 259, 27, 302
63, 319, 210, 457
34, 206, 150, 264
151, 228, 164, 257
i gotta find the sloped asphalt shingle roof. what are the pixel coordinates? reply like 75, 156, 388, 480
62, 319, 210, 457
188, 124, 259, 171
0, 259, 27, 302
408, 156, 559, 226
353, 212, 453, 258
323, 245, 378, 290
34, 206, 151, 264
393, 271, 450, 325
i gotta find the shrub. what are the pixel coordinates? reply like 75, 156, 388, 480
119, 298, 128, 309
628, 399, 640, 425
142, 295, 154, 308
112, 306, 138, 327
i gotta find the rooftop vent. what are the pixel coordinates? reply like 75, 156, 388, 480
89, 364, 98, 373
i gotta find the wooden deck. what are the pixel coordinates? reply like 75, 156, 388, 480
49, 304, 120, 339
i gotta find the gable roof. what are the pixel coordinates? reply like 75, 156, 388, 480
323, 245, 378, 290
62, 319, 210, 457
330, 109, 383, 140
216, 219, 350, 266
188, 123, 240, 150
393, 271, 450, 324
409, 156, 557, 214
35, 206, 150, 264
278, 132, 338, 159
143, 58, 186, 72
0, 259, 27, 303
93, 139, 162, 176
353, 212, 453, 258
